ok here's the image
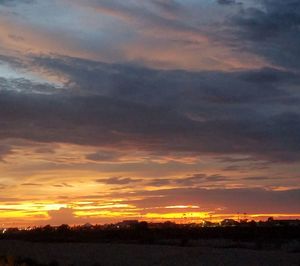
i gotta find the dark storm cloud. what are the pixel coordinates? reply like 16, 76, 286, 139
1, 55, 300, 162
238, 67, 296, 84
228, 0, 300, 70
32, 56, 298, 105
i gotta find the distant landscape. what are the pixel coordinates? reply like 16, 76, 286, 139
0, 219, 299, 265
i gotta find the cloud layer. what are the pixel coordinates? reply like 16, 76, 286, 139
1, 56, 300, 162
0, 0, 299, 225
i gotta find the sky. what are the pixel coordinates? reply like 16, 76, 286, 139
0, 0, 300, 226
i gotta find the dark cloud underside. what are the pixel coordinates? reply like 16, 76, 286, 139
1, 55, 300, 163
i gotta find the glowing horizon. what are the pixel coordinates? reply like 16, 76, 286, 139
1, 200, 300, 227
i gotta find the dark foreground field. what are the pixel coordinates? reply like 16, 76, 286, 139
0, 239, 299, 266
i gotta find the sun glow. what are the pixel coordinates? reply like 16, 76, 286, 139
144, 212, 211, 220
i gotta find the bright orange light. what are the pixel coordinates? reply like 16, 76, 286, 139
145, 212, 210, 220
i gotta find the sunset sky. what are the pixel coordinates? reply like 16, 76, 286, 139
0, 0, 300, 226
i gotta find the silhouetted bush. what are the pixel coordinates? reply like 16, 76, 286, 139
1, 221, 299, 247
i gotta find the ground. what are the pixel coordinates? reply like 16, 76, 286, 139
0, 240, 299, 266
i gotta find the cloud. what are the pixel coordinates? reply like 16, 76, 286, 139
0, 0, 265, 71
226, 0, 300, 70
86, 151, 122, 162
0, 144, 12, 161
217, 0, 236, 5
127, 188, 300, 213
147, 173, 231, 188
21, 183, 41, 186
0, 77, 62, 94
243, 176, 278, 181
47, 208, 77, 225
0, 0, 34, 6
1, 55, 300, 163
52, 183, 73, 188
147, 179, 172, 187
96, 177, 141, 185
81, 0, 195, 37
150, 0, 182, 12
31, 56, 297, 104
